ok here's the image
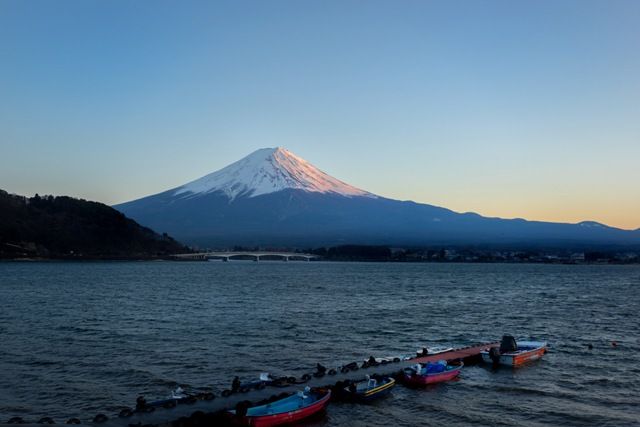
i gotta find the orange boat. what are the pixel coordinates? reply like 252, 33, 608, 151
481, 336, 548, 367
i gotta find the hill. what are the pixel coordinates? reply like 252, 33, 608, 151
0, 190, 189, 259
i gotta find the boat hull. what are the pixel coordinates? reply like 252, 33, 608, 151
481, 341, 548, 367
348, 378, 396, 402
234, 390, 331, 427
402, 365, 462, 386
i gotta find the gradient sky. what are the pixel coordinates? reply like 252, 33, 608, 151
1, 0, 639, 229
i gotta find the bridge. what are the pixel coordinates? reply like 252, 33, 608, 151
171, 251, 320, 262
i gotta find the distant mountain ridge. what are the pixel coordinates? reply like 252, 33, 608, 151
114, 148, 640, 249
0, 190, 188, 259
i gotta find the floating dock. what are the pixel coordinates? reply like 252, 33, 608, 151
1, 341, 500, 427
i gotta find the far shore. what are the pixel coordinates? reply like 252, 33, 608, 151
2, 257, 639, 265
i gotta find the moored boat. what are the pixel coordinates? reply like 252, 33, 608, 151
229, 388, 331, 427
343, 375, 395, 402
401, 360, 463, 386
481, 335, 548, 367
416, 346, 454, 357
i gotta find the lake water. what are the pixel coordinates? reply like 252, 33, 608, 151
1, 261, 639, 426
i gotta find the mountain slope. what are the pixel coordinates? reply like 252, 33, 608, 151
0, 190, 188, 258
114, 148, 640, 249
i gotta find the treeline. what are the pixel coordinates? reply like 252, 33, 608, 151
0, 190, 189, 259
301, 245, 639, 264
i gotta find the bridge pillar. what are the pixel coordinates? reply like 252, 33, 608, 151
254, 256, 260, 262
283, 256, 289, 262
223, 257, 229, 262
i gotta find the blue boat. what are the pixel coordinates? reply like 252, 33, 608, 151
344, 375, 395, 402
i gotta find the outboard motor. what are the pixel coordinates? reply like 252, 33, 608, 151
500, 335, 518, 353
135, 396, 147, 411
488, 347, 501, 366
231, 376, 241, 392
235, 400, 250, 417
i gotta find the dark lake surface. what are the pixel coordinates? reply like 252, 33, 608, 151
1, 261, 639, 426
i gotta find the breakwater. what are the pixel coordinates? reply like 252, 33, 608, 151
2, 342, 500, 427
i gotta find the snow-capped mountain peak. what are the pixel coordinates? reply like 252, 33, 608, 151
174, 147, 375, 200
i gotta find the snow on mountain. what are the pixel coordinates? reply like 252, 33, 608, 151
174, 147, 375, 200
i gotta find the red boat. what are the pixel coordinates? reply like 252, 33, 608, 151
401, 361, 463, 386
229, 388, 331, 427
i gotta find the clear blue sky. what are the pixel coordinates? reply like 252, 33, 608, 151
1, 0, 639, 229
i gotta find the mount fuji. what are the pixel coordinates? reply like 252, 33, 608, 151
114, 147, 640, 248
